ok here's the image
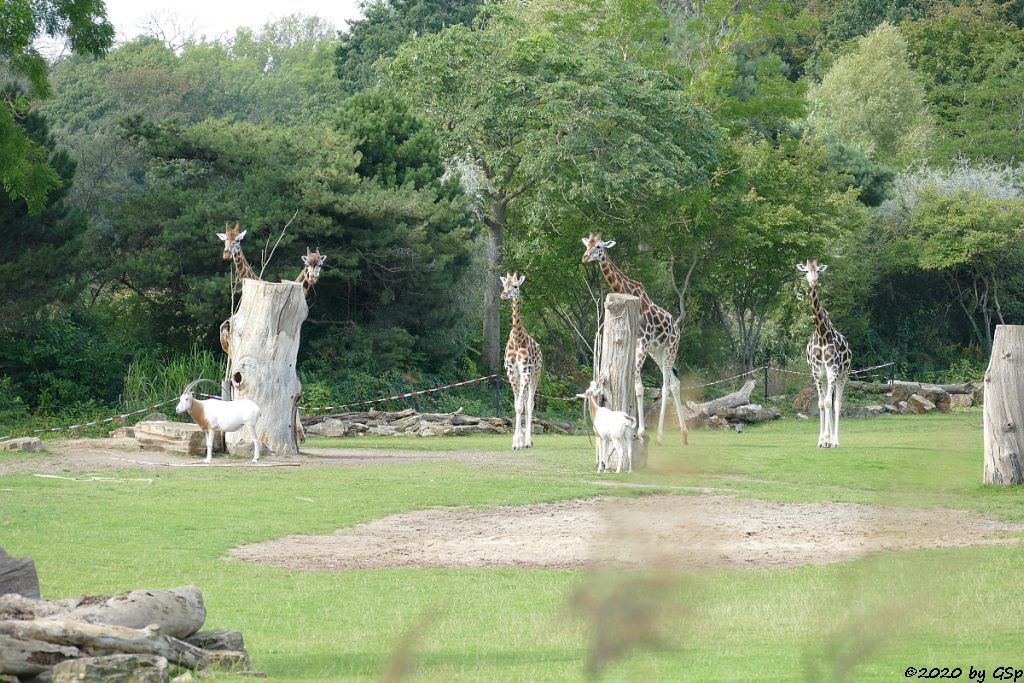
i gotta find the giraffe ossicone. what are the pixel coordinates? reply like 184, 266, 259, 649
500, 271, 543, 450
581, 232, 688, 446
798, 258, 852, 448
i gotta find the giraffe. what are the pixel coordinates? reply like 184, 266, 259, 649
500, 272, 543, 450
217, 222, 258, 280
797, 259, 852, 448
294, 247, 326, 296
581, 233, 688, 446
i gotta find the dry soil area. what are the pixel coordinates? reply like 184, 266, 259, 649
228, 494, 1023, 571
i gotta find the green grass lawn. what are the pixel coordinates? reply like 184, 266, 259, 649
2, 411, 1023, 682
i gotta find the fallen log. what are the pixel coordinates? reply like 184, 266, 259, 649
698, 380, 756, 417
0, 633, 80, 676
0, 619, 206, 671
0, 586, 205, 639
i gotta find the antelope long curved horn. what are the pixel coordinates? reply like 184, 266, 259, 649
182, 378, 220, 395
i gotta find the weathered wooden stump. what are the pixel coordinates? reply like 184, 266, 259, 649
595, 294, 646, 469
984, 325, 1024, 484
225, 279, 307, 457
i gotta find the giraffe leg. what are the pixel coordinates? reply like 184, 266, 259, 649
524, 379, 536, 449
656, 355, 670, 447
822, 376, 837, 448
814, 370, 829, 448
831, 375, 846, 448
510, 376, 523, 450
634, 338, 648, 440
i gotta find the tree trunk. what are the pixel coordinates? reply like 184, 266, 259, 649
482, 206, 505, 373
0, 587, 205, 640
983, 325, 1024, 484
696, 380, 756, 417
595, 294, 645, 468
0, 620, 206, 672
226, 279, 307, 457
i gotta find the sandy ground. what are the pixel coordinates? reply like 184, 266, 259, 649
6, 439, 1021, 571
229, 494, 1023, 571
0, 438, 527, 475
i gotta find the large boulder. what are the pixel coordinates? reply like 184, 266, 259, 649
134, 421, 223, 457
890, 382, 950, 412
949, 393, 974, 409
908, 394, 936, 413
0, 548, 40, 599
718, 404, 781, 424
305, 418, 347, 437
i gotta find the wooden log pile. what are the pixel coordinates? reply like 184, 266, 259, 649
0, 581, 258, 681
302, 407, 580, 438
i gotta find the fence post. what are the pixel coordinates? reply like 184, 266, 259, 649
763, 365, 769, 403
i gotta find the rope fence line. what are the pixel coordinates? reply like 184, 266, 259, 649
32, 398, 179, 434
18, 362, 910, 436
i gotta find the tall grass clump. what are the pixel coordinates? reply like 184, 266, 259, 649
121, 346, 223, 411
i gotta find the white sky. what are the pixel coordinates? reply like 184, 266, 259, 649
103, 0, 364, 43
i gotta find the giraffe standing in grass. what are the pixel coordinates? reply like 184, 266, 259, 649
798, 259, 852, 448
582, 233, 688, 446
500, 272, 543, 450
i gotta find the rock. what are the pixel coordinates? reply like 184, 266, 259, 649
346, 422, 368, 434
890, 382, 919, 405
305, 418, 347, 437
204, 650, 251, 671
184, 629, 245, 652
531, 423, 544, 434
908, 394, 936, 413
733, 422, 745, 433
792, 387, 817, 415
949, 393, 974, 409
108, 427, 135, 439
415, 423, 450, 437
918, 384, 951, 412
682, 401, 709, 429
134, 421, 224, 457
450, 414, 481, 426
850, 406, 883, 419
972, 384, 984, 406
795, 412, 809, 420
898, 401, 913, 414
0, 437, 42, 452
707, 415, 728, 429
366, 425, 398, 436
881, 404, 899, 413
51, 654, 169, 683
0, 547, 40, 598
140, 413, 167, 422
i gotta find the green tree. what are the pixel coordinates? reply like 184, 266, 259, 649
106, 113, 474, 372
807, 22, 934, 164
0, 0, 113, 211
335, 0, 482, 95
386, 5, 717, 371
901, 3, 1024, 163
699, 136, 865, 370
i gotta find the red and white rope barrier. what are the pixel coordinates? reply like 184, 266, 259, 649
32, 398, 179, 434
299, 374, 499, 412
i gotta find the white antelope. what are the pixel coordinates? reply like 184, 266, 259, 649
175, 379, 262, 463
577, 381, 637, 473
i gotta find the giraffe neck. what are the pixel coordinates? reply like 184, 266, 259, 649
234, 249, 257, 280
509, 298, 528, 347
599, 253, 651, 304
809, 286, 833, 340
295, 271, 312, 295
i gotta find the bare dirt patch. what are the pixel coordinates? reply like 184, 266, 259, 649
228, 495, 1023, 570
0, 438, 527, 475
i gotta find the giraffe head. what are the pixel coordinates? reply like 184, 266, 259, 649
499, 272, 525, 301
796, 259, 828, 288
217, 222, 248, 261
581, 233, 616, 264
301, 247, 326, 283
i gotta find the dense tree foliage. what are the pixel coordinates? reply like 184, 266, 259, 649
0, 0, 112, 211
3, 0, 1024, 421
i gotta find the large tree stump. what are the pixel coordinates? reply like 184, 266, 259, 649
984, 325, 1024, 484
225, 279, 307, 457
595, 294, 645, 469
